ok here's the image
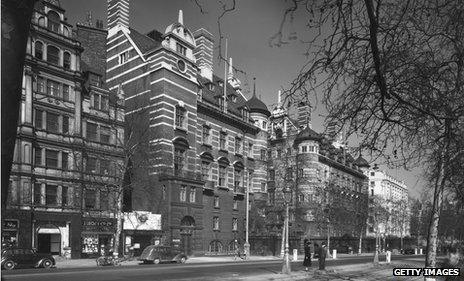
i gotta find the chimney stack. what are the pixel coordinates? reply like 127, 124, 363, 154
107, 0, 129, 36
297, 101, 311, 129
193, 28, 214, 81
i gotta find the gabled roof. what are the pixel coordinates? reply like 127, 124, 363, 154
128, 28, 162, 55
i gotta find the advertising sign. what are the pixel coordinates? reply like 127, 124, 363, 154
123, 212, 161, 231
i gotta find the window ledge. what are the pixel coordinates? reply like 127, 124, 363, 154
219, 148, 228, 153
175, 126, 188, 133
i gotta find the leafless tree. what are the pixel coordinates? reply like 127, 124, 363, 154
266, 0, 464, 269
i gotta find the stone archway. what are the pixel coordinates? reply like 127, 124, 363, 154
180, 216, 195, 255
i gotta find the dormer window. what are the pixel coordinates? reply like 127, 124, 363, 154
47, 10, 60, 33
176, 43, 187, 56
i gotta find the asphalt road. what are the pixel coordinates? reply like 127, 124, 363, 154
2, 255, 423, 281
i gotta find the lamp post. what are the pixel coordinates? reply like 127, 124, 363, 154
244, 178, 250, 260
282, 186, 292, 275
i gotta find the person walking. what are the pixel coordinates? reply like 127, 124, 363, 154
318, 242, 327, 270
302, 239, 312, 271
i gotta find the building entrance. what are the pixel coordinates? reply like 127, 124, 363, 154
37, 234, 61, 254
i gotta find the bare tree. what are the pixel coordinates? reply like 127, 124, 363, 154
266, 0, 464, 269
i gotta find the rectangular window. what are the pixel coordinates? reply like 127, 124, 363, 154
45, 184, 57, 205
100, 126, 111, 144
175, 106, 186, 128
87, 157, 97, 173
62, 85, 70, 101
100, 190, 109, 210
269, 169, 275, 181
86, 122, 98, 141
45, 150, 59, 168
233, 199, 238, 210
189, 187, 196, 203
180, 185, 187, 202
174, 148, 185, 174
35, 109, 43, 129
47, 80, 60, 97
260, 149, 266, 161
219, 132, 226, 150
370, 172, 375, 176
202, 126, 210, 144
176, 43, 187, 56
219, 166, 226, 186
302, 146, 307, 153
62, 116, 69, 134
234, 169, 242, 190
201, 161, 210, 181
85, 189, 96, 209
34, 147, 42, 166
261, 182, 266, 192
100, 159, 111, 175
34, 183, 42, 205
214, 196, 219, 208
235, 137, 242, 155
37, 77, 46, 93
118, 51, 129, 64
248, 143, 253, 157
61, 186, 68, 206
46, 112, 59, 133
232, 218, 238, 231
61, 152, 68, 170
89, 74, 101, 87
213, 217, 219, 230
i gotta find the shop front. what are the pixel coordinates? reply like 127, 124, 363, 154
2, 219, 20, 247
123, 212, 162, 256
81, 217, 116, 258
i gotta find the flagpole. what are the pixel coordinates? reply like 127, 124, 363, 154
223, 38, 228, 113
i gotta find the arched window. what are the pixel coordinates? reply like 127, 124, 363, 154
63, 52, 71, 70
47, 11, 60, 33
35, 41, 43, 60
47, 45, 60, 65
38, 16, 46, 27
209, 240, 223, 254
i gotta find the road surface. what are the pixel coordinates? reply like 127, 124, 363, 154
2, 255, 424, 281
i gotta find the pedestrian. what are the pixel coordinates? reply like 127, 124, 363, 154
318, 242, 327, 270
302, 239, 312, 271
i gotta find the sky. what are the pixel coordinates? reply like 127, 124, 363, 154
59, 0, 425, 198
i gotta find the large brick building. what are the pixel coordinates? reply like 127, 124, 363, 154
104, 1, 269, 255
3, 0, 125, 258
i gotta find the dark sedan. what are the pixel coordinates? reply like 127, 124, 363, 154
1, 248, 55, 270
139, 245, 187, 264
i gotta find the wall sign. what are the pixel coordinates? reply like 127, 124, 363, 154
3, 220, 19, 230
82, 218, 116, 233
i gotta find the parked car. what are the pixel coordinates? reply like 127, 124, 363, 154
1, 248, 55, 270
139, 245, 187, 264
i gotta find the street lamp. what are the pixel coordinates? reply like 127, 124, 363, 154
282, 186, 292, 275
244, 176, 250, 260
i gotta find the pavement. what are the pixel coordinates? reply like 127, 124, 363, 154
54, 253, 374, 269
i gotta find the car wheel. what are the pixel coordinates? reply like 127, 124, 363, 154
179, 257, 186, 264
3, 260, 15, 270
154, 258, 160, 264
42, 259, 53, 269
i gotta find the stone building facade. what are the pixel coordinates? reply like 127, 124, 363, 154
3, 0, 124, 258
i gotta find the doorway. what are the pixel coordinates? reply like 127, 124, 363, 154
37, 234, 61, 254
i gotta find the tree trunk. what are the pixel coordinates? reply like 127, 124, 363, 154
425, 124, 451, 273
358, 231, 363, 254
280, 223, 285, 257
1, 0, 35, 209
114, 192, 124, 256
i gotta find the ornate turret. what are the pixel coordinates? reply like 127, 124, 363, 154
162, 10, 196, 61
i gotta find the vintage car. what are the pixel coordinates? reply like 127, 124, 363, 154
139, 245, 187, 264
1, 248, 55, 270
